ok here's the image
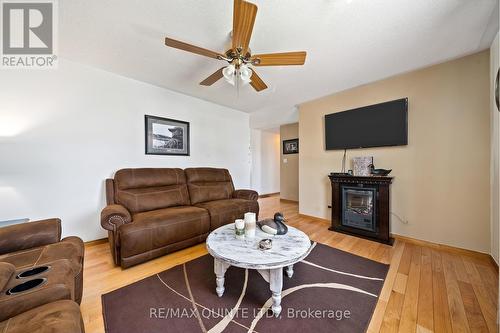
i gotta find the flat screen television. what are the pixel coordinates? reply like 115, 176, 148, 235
325, 98, 408, 150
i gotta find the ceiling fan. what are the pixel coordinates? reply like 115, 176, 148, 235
164, 0, 307, 92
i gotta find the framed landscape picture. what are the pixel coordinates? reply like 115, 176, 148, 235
145, 115, 190, 156
283, 138, 299, 154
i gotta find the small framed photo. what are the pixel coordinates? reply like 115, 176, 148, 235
145, 115, 190, 156
283, 138, 299, 155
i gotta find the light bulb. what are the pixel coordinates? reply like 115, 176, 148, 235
239, 64, 253, 84
223, 64, 236, 86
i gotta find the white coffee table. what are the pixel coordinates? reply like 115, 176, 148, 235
206, 223, 311, 316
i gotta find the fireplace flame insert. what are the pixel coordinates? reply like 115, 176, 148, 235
342, 187, 376, 232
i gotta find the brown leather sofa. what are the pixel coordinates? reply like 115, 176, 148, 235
101, 167, 259, 268
0, 219, 85, 332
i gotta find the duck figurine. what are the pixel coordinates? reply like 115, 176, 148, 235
368, 164, 392, 176
257, 212, 289, 235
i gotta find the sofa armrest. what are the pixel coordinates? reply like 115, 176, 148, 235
0, 262, 15, 291
100, 204, 132, 231
233, 189, 259, 201
0, 218, 61, 255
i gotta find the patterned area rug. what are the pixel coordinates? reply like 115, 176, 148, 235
102, 243, 388, 333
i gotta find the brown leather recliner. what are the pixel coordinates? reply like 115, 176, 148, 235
0, 299, 84, 333
0, 220, 85, 333
0, 219, 84, 304
101, 167, 259, 268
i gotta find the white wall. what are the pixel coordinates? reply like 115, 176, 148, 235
250, 129, 280, 195
0, 59, 251, 242
491, 32, 500, 264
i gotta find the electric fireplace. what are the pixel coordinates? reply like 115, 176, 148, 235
328, 174, 393, 245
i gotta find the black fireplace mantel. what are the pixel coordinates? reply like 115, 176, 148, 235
328, 174, 394, 245
329, 175, 393, 185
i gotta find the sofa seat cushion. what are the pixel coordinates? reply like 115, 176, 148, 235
0, 300, 84, 333
195, 199, 259, 231
120, 206, 210, 259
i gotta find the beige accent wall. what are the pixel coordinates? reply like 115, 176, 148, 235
280, 123, 299, 201
299, 51, 491, 253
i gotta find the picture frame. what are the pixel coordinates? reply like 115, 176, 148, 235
145, 115, 190, 156
283, 138, 299, 154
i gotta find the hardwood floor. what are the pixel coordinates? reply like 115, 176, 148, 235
81, 196, 498, 332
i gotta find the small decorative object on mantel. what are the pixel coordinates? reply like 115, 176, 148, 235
257, 212, 289, 235
352, 156, 373, 176
244, 212, 256, 239
369, 164, 392, 176
283, 138, 299, 154
235, 219, 245, 240
145, 115, 190, 156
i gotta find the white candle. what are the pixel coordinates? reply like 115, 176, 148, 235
244, 212, 256, 223
244, 212, 256, 238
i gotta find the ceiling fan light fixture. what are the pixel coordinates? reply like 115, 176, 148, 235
165, 0, 307, 92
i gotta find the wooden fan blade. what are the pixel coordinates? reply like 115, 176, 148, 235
200, 68, 224, 86
232, 0, 257, 54
251, 51, 307, 66
250, 70, 267, 92
165, 37, 223, 59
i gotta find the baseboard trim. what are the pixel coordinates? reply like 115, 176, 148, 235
489, 256, 499, 270
280, 198, 299, 204
84, 237, 108, 246
259, 192, 280, 198
390, 233, 494, 263
296, 214, 495, 264
298, 213, 329, 223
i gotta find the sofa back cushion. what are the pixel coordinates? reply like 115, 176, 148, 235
185, 168, 235, 204
114, 168, 190, 214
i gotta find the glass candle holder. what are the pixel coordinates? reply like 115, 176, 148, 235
235, 219, 245, 240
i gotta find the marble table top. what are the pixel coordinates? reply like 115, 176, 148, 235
206, 223, 312, 270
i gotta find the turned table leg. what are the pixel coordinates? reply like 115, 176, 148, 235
286, 264, 294, 278
269, 267, 283, 317
214, 259, 229, 297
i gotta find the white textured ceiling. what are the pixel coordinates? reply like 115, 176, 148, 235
59, 0, 498, 117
